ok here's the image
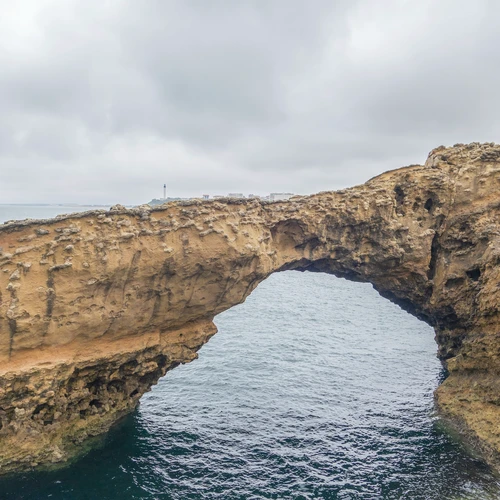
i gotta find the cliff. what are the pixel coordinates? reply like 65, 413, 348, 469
1, 142, 500, 473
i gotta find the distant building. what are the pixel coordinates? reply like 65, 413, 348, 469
270, 193, 294, 202
227, 193, 245, 198
213, 195, 224, 199
202, 194, 209, 200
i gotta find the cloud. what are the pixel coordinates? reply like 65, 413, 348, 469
0, 0, 497, 203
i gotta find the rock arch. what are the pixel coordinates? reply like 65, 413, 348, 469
1, 142, 500, 473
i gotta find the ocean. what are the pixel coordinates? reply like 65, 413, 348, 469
0, 205, 499, 499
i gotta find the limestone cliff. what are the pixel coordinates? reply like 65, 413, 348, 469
1, 142, 500, 473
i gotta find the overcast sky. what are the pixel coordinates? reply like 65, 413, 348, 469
0, 0, 498, 204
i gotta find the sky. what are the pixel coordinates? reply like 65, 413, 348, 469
0, 0, 498, 204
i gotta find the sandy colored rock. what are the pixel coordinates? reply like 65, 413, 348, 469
1, 142, 500, 473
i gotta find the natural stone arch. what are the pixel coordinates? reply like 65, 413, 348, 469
0, 142, 500, 473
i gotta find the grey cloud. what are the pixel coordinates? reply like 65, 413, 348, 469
0, 0, 498, 204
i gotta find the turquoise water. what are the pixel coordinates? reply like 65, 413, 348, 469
0, 206, 499, 499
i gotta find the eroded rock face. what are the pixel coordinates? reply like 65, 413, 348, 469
1, 142, 500, 473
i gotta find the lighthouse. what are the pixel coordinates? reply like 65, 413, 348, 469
163, 183, 166, 200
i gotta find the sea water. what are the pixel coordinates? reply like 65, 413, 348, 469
0, 206, 499, 499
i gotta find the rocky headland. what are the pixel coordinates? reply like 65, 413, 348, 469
1, 142, 500, 473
